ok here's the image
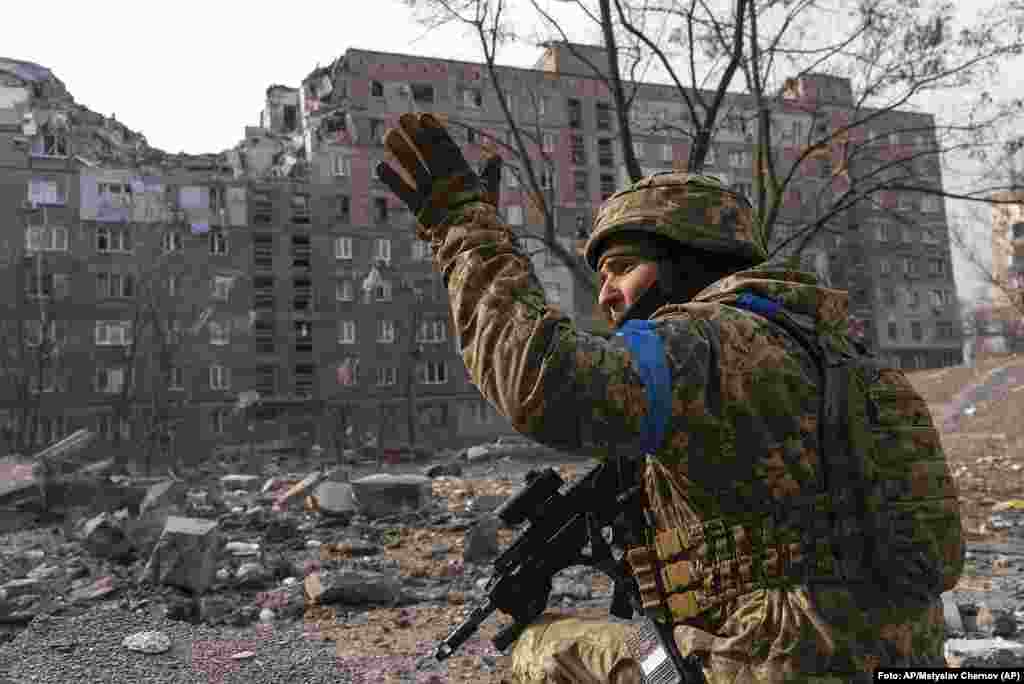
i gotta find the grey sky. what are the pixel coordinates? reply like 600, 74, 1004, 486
5, 0, 1015, 304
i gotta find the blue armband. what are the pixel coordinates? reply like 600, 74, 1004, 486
615, 320, 672, 456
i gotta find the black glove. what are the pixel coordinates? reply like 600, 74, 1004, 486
376, 113, 502, 236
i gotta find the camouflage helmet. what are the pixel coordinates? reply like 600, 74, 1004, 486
583, 172, 767, 271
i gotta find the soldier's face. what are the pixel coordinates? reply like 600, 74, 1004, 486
597, 256, 659, 327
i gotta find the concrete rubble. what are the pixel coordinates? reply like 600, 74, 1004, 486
3, 450, 1024, 677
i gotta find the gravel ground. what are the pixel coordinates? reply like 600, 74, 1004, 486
0, 602, 371, 684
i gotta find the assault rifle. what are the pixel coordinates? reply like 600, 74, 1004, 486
434, 463, 706, 684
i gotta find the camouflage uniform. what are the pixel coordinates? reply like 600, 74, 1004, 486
425, 175, 954, 683
377, 118, 957, 683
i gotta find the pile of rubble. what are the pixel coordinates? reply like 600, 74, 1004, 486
0, 457, 608, 671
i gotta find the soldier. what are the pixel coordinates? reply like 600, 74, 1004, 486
378, 113, 960, 683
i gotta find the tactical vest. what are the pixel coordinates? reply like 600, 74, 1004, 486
619, 293, 964, 625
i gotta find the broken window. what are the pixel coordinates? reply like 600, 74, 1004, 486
411, 84, 435, 104
462, 88, 483, 108
31, 131, 69, 158
570, 135, 586, 165
600, 174, 616, 200
283, 105, 298, 132
573, 171, 589, 202
568, 99, 582, 128
334, 194, 351, 222
96, 227, 132, 253
96, 272, 135, 299
209, 230, 228, 255
369, 119, 385, 144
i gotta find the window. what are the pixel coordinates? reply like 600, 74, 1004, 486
908, 290, 921, 308
887, 321, 900, 340
411, 83, 435, 104
600, 174, 616, 201
336, 279, 354, 301
94, 321, 132, 346
333, 156, 351, 177
369, 119, 385, 145
881, 287, 898, 306
419, 360, 448, 384
32, 132, 68, 158
923, 228, 939, 244
210, 409, 228, 435
166, 274, 180, 297
573, 171, 589, 202
374, 238, 391, 264
25, 225, 68, 252
1012, 222, 1024, 240
875, 224, 894, 242
24, 319, 55, 348
412, 240, 432, 261
210, 364, 230, 390
165, 320, 183, 345
633, 141, 645, 159
26, 272, 69, 300
928, 257, 946, 275
290, 193, 311, 222
596, 102, 611, 130
662, 144, 673, 163
936, 321, 954, 339
96, 272, 135, 299
537, 96, 548, 117
336, 358, 359, 386
418, 319, 448, 343
597, 139, 614, 168
209, 230, 227, 255
374, 279, 392, 301
507, 205, 524, 225
568, 99, 582, 128
901, 227, 915, 243
705, 145, 716, 166
542, 281, 562, 305
903, 257, 918, 275
95, 367, 126, 394
879, 259, 892, 275
542, 133, 556, 156
921, 196, 941, 213
376, 366, 398, 386
28, 179, 65, 206
570, 135, 586, 165
334, 195, 351, 222
212, 275, 233, 301
377, 319, 395, 343
338, 320, 356, 344
371, 80, 383, 97
540, 169, 554, 191
506, 169, 520, 189
169, 366, 184, 390
462, 88, 482, 108
335, 236, 353, 260
96, 226, 132, 253
209, 320, 229, 346
161, 230, 182, 253
910, 321, 923, 342
374, 197, 388, 223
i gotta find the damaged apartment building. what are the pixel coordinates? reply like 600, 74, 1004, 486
0, 56, 516, 466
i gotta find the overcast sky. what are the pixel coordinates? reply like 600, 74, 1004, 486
4, 0, 1016, 304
